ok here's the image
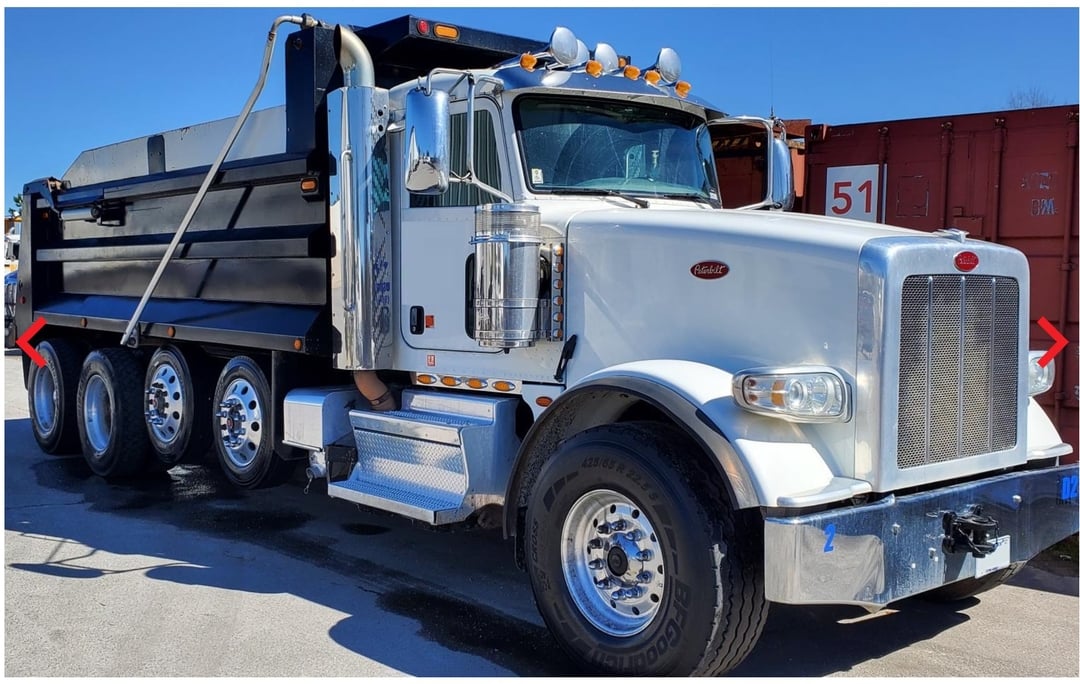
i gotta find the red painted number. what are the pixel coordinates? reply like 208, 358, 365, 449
831, 179, 874, 216
831, 181, 852, 214
857, 179, 873, 213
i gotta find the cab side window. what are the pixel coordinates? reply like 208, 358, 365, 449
410, 109, 502, 207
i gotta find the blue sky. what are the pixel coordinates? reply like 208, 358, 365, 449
4, 7, 1078, 210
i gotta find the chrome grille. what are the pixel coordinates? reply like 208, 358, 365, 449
896, 275, 1018, 469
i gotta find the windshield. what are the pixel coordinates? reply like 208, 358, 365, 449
515, 96, 719, 202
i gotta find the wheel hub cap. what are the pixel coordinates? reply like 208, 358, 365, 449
145, 362, 184, 445
216, 379, 263, 469
561, 489, 666, 637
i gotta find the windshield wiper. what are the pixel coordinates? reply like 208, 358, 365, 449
553, 188, 650, 208
654, 192, 721, 208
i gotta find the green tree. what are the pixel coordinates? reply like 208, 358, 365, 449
7, 194, 21, 218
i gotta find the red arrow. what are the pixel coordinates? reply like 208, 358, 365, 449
1037, 316, 1068, 368
16, 316, 47, 368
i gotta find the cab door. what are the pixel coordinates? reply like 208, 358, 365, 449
398, 100, 509, 353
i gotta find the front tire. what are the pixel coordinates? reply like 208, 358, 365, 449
525, 422, 768, 676
76, 348, 153, 478
212, 356, 293, 489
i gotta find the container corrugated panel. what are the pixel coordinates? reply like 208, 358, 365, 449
803, 105, 1078, 463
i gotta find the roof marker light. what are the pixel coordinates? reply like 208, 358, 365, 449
623, 65, 641, 80
433, 24, 459, 41
585, 60, 603, 77
520, 53, 538, 71
644, 69, 661, 85
674, 81, 692, 98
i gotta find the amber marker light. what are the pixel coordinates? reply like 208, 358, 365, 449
644, 70, 661, 85
623, 65, 641, 80
618, 57, 628, 68
536, 396, 553, 407
167, 326, 176, 337
520, 53, 538, 71
300, 178, 318, 193
417, 374, 437, 385
585, 60, 603, 77
434, 24, 459, 40
293, 338, 303, 351
466, 378, 487, 389
674, 81, 692, 98
441, 376, 461, 387
80, 318, 88, 328
492, 381, 516, 392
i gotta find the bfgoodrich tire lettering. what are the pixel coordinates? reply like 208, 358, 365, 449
525, 422, 769, 676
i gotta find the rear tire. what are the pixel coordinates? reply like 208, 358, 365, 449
76, 348, 153, 478
28, 338, 84, 454
144, 345, 213, 466
525, 422, 768, 675
212, 356, 294, 489
923, 562, 1026, 602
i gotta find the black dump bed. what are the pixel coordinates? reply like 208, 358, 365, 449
17, 15, 545, 355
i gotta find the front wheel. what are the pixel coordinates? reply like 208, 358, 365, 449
525, 422, 768, 676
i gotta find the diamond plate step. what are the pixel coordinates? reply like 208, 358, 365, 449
340, 389, 520, 525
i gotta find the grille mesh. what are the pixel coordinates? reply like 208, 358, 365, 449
896, 275, 1019, 470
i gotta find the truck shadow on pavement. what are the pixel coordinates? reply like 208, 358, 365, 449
5, 416, 995, 676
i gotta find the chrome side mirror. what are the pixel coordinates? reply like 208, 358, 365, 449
768, 136, 795, 211
404, 88, 450, 195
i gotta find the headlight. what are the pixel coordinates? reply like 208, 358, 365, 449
732, 366, 850, 422
1028, 352, 1055, 396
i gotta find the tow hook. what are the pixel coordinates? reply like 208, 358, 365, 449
941, 505, 999, 558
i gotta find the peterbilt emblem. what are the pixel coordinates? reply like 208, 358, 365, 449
690, 261, 729, 280
954, 251, 979, 272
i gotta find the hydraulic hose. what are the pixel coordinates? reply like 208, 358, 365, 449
120, 14, 322, 347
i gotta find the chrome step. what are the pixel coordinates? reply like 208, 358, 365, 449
328, 389, 520, 525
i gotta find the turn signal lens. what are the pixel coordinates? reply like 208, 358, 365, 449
300, 178, 318, 193
536, 396, 553, 407
466, 378, 487, 389
492, 381, 516, 392
644, 70, 661, 85
441, 376, 461, 387
674, 81, 692, 98
623, 65, 641, 80
433, 24, 459, 40
520, 53, 538, 71
417, 374, 436, 385
585, 60, 603, 77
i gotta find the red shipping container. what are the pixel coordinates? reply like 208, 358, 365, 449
803, 105, 1079, 462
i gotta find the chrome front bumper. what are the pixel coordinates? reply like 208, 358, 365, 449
764, 461, 1079, 608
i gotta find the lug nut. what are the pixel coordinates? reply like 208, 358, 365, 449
588, 559, 605, 570
625, 530, 643, 542
596, 523, 611, 535
636, 550, 653, 561
610, 520, 628, 532
588, 538, 603, 550
595, 578, 611, 589
637, 571, 652, 583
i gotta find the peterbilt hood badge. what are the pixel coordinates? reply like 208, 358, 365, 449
690, 261, 730, 279
954, 251, 979, 272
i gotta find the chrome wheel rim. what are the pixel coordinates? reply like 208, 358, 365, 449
32, 365, 58, 434
216, 378, 263, 470
145, 361, 184, 445
561, 489, 666, 637
83, 375, 112, 453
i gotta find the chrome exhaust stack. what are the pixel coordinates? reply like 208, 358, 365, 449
328, 25, 392, 371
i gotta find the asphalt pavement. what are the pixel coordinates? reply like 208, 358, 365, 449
4, 351, 1078, 676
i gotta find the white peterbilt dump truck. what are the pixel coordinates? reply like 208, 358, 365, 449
15, 13, 1079, 676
